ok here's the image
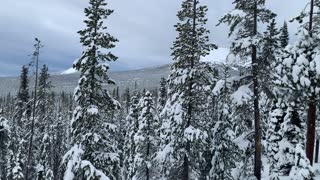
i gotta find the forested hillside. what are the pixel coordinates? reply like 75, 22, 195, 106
1, 0, 320, 180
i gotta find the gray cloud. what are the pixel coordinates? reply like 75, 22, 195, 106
0, 0, 307, 76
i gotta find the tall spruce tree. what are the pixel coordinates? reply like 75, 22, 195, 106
260, 19, 281, 161
63, 0, 120, 179
26, 38, 43, 180
8, 66, 31, 180
209, 66, 240, 180
279, 21, 289, 48
52, 110, 67, 180
35, 65, 55, 180
11, 66, 30, 152
133, 92, 159, 180
218, 1, 275, 179
275, 103, 314, 178
260, 18, 279, 87
266, 98, 286, 179
123, 88, 131, 114
123, 92, 140, 179
276, 0, 320, 167
0, 111, 10, 180
157, 0, 215, 179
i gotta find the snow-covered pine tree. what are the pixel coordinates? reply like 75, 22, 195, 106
275, 103, 314, 178
63, 0, 120, 179
133, 91, 159, 180
276, 0, 320, 167
115, 105, 125, 180
123, 88, 131, 114
152, 88, 159, 109
0, 111, 10, 180
11, 149, 24, 180
52, 110, 67, 180
209, 65, 240, 180
26, 38, 43, 180
259, 19, 280, 143
157, 77, 167, 113
273, 25, 318, 178
11, 66, 30, 152
289, 144, 314, 180
279, 21, 289, 48
51, 92, 73, 179
260, 18, 280, 91
37, 134, 54, 180
156, 0, 215, 179
259, 18, 281, 164
123, 92, 140, 179
35, 64, 55, 180
0, 93, 12, 119
36, 64, 54, 129
218, 1, 275, 179
266, 98, 286, 179
7, 66, 31, 179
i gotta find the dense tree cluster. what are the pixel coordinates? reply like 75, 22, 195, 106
1, 0, 320, 180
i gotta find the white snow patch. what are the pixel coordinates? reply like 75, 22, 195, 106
230, 84, 253, 105
201, 48, 230, 64
61, 67, 77, 75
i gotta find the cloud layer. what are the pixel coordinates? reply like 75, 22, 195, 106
0, 0, 307, 76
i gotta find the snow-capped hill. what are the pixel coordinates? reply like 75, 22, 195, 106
61, 67, 77, 75
0, 64, 171, 96
201, 47, 229, 64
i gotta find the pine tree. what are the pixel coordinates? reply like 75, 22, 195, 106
259, 19, 280, 141
266, 98, 286, 179
276, 0, 320, 166
0, 111, 10, 180
115, 105, 125, 180
34, 64, 55, 180
279, 21, 289, 48
209, 66, 240, 180
11, 66, 30, 151
123, 92, 140, 179
218, 1, 275, 179
133, 92, 159, 180
289, 144, 314, 179
11, 150, 24, 180
275, 103, 313, 178
8, 66, 31, 179
260, 18, 279, 86
26, 38, 43, 180
157, 0, 215, 179
63, 0, 120, 179
36, 134, 54, 180
52, 110, 66, 180
157, 77, 167, 113
123, 88, 131, 114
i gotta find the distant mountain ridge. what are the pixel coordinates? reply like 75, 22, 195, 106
0, 64, 171, 96
0, 48, 230, 96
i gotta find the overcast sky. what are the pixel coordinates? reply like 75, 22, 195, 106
0, 0, 307, 76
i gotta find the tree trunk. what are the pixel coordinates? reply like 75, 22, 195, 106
183, 154, 190, 180
146, 114, 150, 180
315, 139, 319, 163
306, 0, 317, 166
183, 0, 197, 179
146, 142, 150, 180
306, 100, 316, 165
26, 39, 41, 180
253, 2, 262, 180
